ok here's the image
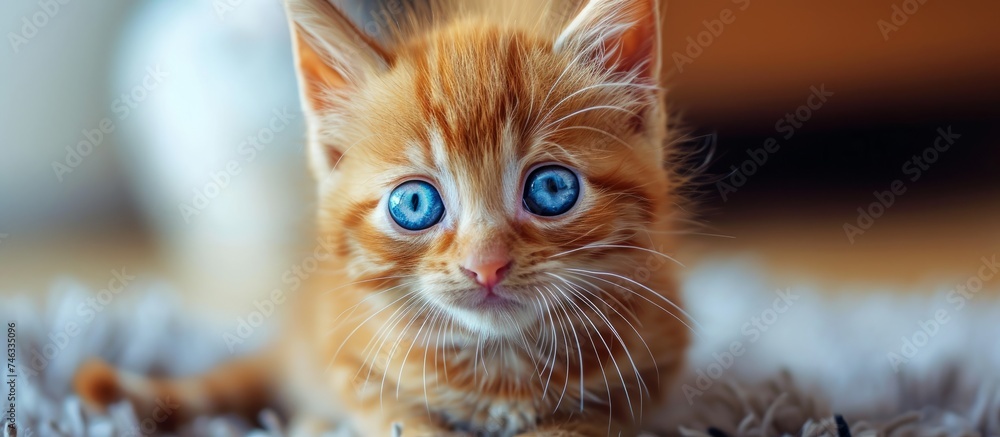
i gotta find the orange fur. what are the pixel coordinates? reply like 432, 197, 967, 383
74, 0, 690, 435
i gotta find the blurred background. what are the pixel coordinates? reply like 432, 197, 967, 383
1, 0, 999, 317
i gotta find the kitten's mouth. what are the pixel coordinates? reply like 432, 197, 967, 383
453, 285, 524, 312
444, 285, 543, 338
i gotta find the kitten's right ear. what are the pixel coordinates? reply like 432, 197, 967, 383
555, 0, 661, 83
285, 0, 393, 179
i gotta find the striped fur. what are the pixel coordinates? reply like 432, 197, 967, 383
74, 0, 689, 435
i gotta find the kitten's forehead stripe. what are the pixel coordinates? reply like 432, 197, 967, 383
412, 46, 447, 148
418, 30, 534, 159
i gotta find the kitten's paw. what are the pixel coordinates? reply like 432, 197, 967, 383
516, 430, 587, 437
517, 421, 624, 437
401, 424, 472, 437
473, 400, 537, 435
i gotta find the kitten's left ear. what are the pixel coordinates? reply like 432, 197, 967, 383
555, 0, 661, 83
285, 0, 394, 179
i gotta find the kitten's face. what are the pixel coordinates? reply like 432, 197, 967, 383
290, 0, 673, 339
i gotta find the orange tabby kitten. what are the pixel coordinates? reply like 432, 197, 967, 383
75, 0, 691, 434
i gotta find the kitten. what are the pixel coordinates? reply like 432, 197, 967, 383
74, 0, 691, 435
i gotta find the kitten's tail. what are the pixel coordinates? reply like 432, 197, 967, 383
73, 354, 275, 429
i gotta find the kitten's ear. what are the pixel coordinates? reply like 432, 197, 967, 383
285, 0, 393, 178
554, 0, 661, 83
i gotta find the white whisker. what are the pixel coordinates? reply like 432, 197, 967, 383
542, 105, 637, 132
551, 244, 685, 268
568, 268, 705, 336
552, 277, 644, 417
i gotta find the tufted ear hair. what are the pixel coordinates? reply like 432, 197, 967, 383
554, 0, 661, 84
285, 0, 394, 178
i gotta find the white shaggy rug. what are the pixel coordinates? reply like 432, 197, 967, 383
4, 257, 999, 436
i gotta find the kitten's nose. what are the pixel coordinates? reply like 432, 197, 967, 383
460, 248, 512, 289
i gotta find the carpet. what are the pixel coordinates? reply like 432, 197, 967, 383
4, 257, 999, 436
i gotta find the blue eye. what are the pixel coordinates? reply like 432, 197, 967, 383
388, 180, 445, 231
523, 165, 580, 217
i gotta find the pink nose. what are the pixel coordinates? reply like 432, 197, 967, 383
460, 249, 512, 289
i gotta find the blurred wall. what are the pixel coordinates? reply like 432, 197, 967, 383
660, 0, 1000, 130
1, 0, 136, 235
